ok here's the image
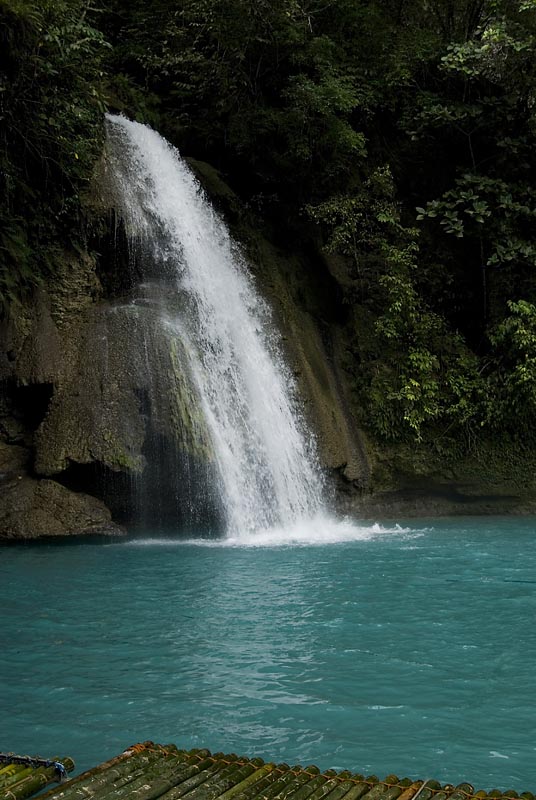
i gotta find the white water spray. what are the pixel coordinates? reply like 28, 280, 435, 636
105, 115, 324, 536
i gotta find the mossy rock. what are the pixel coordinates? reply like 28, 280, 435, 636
35, 299, 212, 476
0, 477, 123, 539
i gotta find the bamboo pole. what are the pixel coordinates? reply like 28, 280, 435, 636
87, 746, 212, 800
96, 753, 211, 800
323, 779, 370, 800
381, 775, 414, 800
214, 764, 276, 800
301, 775, 346, 800
128, 754, 244, 800
334, 779, 375, 800
430, 791, 449, 800
379, 782, 411, 800
158, 755, 245, 799
0, 763, 42, 788
39, 746, 185, 800
448, 784, 475, 800
0, 766, 29, 791
82, 753, 184, 800
331, 776, 409, 800
58, 750, 178, 800
220, 764, 280, 800
0, 765, 18, 777
360, 783, 395, 800
410, 788, 432, 800
396, 782, 429, 800
57, 750, 178, 800
304, 770, 362, 800
38, 748, 148, 800
0, 765, 24, 783
1, 758, 75, 800
108, 756, 251, 800
4, 767, 57, 800
165, 758, 264, 800
1, 768, 39, 791
157, 754, 264, 800
283, 771, 329, 800
245, 763, 320, 800
203, 758, 265, 791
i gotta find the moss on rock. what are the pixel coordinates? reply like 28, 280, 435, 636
34, 300, 212, 476
0, 477, 122, 540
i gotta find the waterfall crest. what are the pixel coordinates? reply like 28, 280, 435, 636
104, 115, 324, 536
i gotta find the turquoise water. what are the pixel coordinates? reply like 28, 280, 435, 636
2, 517, 536, 791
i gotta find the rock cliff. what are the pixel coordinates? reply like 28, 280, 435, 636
3, 151, 535, 541
0, 229, 220, 539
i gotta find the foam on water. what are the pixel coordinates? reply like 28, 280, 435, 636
118, 518, 419, 548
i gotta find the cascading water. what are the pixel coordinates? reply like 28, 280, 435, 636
104, 115, 325, 536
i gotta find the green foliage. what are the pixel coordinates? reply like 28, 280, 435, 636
489, 300, 536, 424
417, 175, 536, 268
406, 0, 536, 331
307, 167, 405, 264
104, 0, 380, 202
309, 163, 487, 441
0, 0, 109, 310
371, 255, 487, 441
4, 0, 536, 449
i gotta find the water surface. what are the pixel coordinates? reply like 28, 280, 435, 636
2, 517, 536, 790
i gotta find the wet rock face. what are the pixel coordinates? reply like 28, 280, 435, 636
0, 435, 123, 539
1, 154, 376, 540
0, 245, 222, 537
33, 303, 148, 477
0, 477, 123, 540
0, 441, 30, 481
34, 298, 212, 477
0, 158, 374, 539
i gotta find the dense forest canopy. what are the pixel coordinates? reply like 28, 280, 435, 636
2, 0, 536, 450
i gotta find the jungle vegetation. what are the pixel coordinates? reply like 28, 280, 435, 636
2, 0, 536, 448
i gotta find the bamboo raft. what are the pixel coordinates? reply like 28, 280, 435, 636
0, 753, 74, 799
3, 743, 533, 800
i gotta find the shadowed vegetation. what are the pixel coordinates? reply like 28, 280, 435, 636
3, 0, 536, 449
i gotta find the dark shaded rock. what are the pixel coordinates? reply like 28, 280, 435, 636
0, 477, 123, 540
0, 441, 30, 481
186, 159, 243, 221
15, 289, 63, 383
337, 483, 536, 518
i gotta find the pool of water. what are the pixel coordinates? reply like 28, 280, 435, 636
2, 517, 536, 790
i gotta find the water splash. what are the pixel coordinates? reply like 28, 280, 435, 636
104, 115, 324, 536
113, 519, 417, 549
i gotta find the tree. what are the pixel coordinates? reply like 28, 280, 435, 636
0, 0, 108, 309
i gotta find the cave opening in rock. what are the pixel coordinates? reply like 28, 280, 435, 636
9, 382, 54, 433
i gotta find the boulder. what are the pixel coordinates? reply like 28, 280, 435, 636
0, 477, 123, 540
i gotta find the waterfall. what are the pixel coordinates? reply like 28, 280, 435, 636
104, 115, 325, 536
